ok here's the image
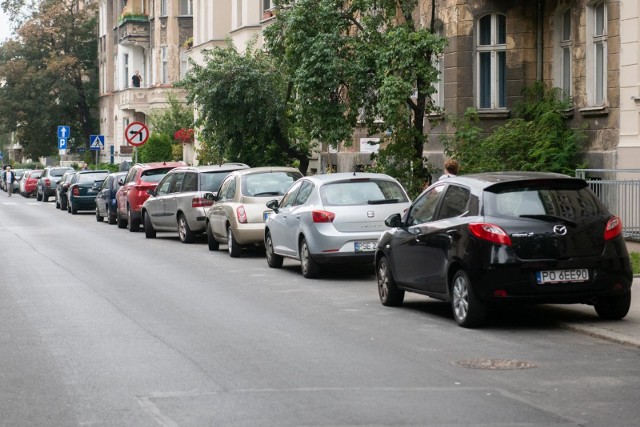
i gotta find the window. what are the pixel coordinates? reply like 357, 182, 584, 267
263, 0, 274, 11
295, 181, 314, 205
123, 53, 129, 89
180, 49, 189, 80
279, 181, 303, 208
477, 13, 506, 109
161, 46, 168, 84
406, 185, 445, 226
156, 174, 173, 196
236, 0, 243, 28
587, 1, 607, 105
182, 173, 198, 192
169, 173, 185, 193
179, 0, 192, 16
437, 185, 470, 220
432, 22, 445, 109
556, 8, 572, 100
160, 0, 167, 17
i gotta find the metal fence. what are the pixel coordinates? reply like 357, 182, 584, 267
576, 169, 640, 241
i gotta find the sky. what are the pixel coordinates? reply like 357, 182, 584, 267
1, 9, 13, 42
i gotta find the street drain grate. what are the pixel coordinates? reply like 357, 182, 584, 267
454, 358, 538, 370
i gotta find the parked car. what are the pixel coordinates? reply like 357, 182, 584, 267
115, 161, 186, 231
206, 167, 304, 257
264, 173, 410, 278
37, 166, 74, 202
20, 170, 43, 198
375, 172, 634, 328
95, 172, 127, 224
7, 168, 29, 193
67, 170, 110, 214
55, 171, 77, 210
142, 163, 250, 242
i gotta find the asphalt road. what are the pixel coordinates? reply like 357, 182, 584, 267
1, 194, 639, 426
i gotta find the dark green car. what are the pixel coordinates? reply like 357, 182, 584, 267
67, 170, 110, 215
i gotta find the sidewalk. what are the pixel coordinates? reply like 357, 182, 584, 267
545, 277, 640, 349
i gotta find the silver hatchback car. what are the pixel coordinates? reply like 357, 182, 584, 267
141, 163, 249, 243
264, 172, 411, 278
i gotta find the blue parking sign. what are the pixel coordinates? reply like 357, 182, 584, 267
58, 138, 67, 150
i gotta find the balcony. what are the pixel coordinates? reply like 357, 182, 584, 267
119, 87, 188, 115
118, 14, 150, 47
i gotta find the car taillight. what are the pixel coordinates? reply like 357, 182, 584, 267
468, 223, 512, 246
192, 197, 213, 208
236, 205, 247, 224
72, 187, 80, 196
604, 216, 622, 241
312, 210, 335, 223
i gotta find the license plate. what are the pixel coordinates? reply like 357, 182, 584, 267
263, 211, 272, 222
536, 269, 589, 284
354, 241, 377, 252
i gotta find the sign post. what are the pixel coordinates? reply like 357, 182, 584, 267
90, 135, 105, 169
58, 126, 70, 156
125, 122, 149, 164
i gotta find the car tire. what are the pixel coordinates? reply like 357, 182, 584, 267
117, 209, 127, 229
300, 238, 320, 278
178, 214, 195, 243
265, 231, 283, 268
206, 222, 219, 251
377, 255, 404, 306
55, 198, 60, 209
128, 207, 140, 232
227, 227, 242, 258
71, 202, 78, 215
36, 190, 42, 201
96, 208, 104, 222
594, 291, 631, 320
60, 197, 67, 211
108, 213, 117, 225
451, 270, 487, 328
144, 212, 156, 239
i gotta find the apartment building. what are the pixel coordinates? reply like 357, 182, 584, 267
98, 0, 193, 164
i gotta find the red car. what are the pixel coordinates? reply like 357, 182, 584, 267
20, 170, 43, 198
115, 161, 186, 231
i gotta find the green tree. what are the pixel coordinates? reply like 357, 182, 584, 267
138, 133, 173, 163
265, 0, 446, 196
442, 83, 586, 175
148, 94, 194, 142
0, 0, 98, 158
179, 39, 311, 171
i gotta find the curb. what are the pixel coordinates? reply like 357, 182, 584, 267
559, 323, 640, 349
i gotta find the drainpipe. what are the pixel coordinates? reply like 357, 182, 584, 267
537, 0, 544, 81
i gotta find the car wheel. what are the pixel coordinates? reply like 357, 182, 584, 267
265, 231, 283, 268
300, 238, 320, 278
117, 209, 127, 229
128, 207, 140, 232
60, 196, 67, 211
55, 198, 60, 209
71, 202, 78, 215
178, 214, 195, 243
377, 255, 404, 306
96, 208, 104, 222
108, 213, 117, 225
451, 270, 487, 328
206, 222, 219, 251
227, 227, 242, 258
144, 212, 156, 239
36, 190, 42, 201
594, 291, 631, 320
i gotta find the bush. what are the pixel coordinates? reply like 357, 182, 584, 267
630, 252, 640, 276
138, 133, 174, 163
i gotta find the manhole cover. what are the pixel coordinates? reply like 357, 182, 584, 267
454, 358, 538, 370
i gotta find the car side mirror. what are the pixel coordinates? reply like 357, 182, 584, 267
147, 189, 156, 197
204, 192, 215, 201
384, 213, 403, 228
266, 199, 279, 212
117, 178, 124, 186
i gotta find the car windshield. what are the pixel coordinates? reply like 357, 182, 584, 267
200, 171, 232, 192
77, 172, 108, 183
242, 171, 302, 197
320, 179, 409, 206
484, 183, 606, 221
51, 168, 71, 176
141, 168, 175, 183
30, 171, 42, 179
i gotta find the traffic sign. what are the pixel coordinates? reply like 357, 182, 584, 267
90, 135, 105, 151
57, 126, 70, 139
125, 122, 149, 147
58, 137, 67, 150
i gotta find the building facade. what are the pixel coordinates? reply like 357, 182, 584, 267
98, 0, 192, 164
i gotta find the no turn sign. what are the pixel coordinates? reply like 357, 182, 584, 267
125, 122, 150, 147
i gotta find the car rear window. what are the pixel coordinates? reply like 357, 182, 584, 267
77, 172, 109, 183
242, 171, 302, 196
30, 171, 43, 179
141, 167, 175, 183
320, 179, 409, 206
201, 171, 232, 192
484, 182, 606, 220
51, 168, 71, 176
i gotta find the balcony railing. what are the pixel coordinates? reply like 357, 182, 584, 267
118, 14, 150, 46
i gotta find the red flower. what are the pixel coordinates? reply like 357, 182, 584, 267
174, 128, 194, 144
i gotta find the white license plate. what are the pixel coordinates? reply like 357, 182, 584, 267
354, 241, 377, 252
536, 269, 589, 284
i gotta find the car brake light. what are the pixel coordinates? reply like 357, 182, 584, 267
192, 197, 213, 208
312, 210, 335, 223
468, 223, 512, 246
237, 205, 247, 223
604, 216, 622, 241
72, 187, 80, 196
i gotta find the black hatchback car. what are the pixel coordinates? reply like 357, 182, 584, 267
375, 172, 633, 328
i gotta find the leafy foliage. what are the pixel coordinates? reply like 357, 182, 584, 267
179, 39, 311, 171
442, 83, 586, 175
138, 134, 173, 163
265, 0, 446, 196
148, 95, 194, 144
0, 0, 98, 158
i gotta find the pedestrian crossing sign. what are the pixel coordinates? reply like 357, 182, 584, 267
90, 135, 105, 151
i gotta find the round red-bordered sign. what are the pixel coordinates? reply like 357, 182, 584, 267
125, 121, 150, 147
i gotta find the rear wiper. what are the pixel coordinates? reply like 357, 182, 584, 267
253, 191, 281, 196
519, 214, 576, 227
368, 198, 399, 205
